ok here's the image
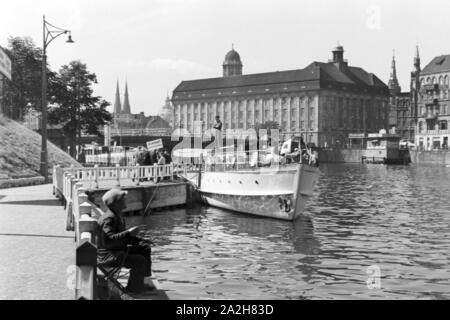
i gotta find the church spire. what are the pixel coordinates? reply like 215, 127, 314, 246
113, 80, 122, 114
388, 51, 401, 96
122, 80, 131, 114
414, 45, 421, 72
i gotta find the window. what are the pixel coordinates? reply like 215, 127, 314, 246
445, 75, 449, 86
419, 122, 423, 133
440, 120, 448, 130
439, 76, 444, 85
432, 77, 437, 84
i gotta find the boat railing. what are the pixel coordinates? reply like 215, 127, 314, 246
201, 146, 319, 172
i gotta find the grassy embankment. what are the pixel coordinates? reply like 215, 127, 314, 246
0, 115, 81, 188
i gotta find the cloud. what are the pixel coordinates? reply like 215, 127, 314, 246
127, 58, 212, 74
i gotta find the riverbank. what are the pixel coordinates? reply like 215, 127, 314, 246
0, 116, 81, 180
318, 148, 450, 165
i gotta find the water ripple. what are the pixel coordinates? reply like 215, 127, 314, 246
127, 164, 450, 299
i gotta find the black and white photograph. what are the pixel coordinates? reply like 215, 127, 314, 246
0, 0, 450, 307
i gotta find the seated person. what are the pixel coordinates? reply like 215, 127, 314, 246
97, 188, 153, 294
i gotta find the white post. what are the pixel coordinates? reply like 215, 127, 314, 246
116, 163, 120, 186
79, 202, 92, 218
94, 165, 99, 189
135, 164, 140, 186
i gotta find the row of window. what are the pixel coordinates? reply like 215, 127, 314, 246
420, 90, 449, 101
421, 75, 450, 86
419, 104, 448, 116
418, 120, 449, 132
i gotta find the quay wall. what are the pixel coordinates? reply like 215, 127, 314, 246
318, 148, 363, 163
409, 150, 450, 165
318, 148, 450, 165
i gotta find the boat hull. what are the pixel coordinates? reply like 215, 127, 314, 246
190, 164, 320, 220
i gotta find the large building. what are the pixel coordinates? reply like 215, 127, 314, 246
387, 47, 421, 142
171, 45, 390, 147
416, 54, 450, 149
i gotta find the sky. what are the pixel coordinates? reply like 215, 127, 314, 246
1, 0, 450, 116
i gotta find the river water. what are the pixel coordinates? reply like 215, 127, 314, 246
128, 164, 450, 300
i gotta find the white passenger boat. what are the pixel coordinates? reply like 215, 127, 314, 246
183, 148, 320, 221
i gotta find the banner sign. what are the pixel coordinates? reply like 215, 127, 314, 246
349, 133, 366, 139
0, 47, 12, 80
146, 138, 163, 151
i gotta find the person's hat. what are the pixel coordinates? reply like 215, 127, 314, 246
102, 188, 128, 207
215, 115, 220, 118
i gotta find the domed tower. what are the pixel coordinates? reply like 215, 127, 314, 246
223, 45, 243, 77
331, 42, 347, 71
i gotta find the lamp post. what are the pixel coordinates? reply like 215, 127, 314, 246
40, 15, 74, 182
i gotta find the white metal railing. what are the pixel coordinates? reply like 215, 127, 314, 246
110, 128, 172, 136
52, 162, 184, 300
54, 164, 177, 197
85, 152, 138, 166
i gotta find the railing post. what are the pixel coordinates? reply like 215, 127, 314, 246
75, 202, 97, 300
116, 163, 121, 187
135, 164, 140, 186
94, 165, 99, 189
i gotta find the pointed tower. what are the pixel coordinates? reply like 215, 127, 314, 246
122, 81, 131, 114
113, 80, 122, 114
414, 45, 421, 74
410, 45, 421, 141
388, 52, 401, 96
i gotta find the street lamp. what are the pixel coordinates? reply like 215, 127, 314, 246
40, 15, 74, 183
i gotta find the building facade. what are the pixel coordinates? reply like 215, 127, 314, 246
171, 45, 390, 147
416, 54, 450, 150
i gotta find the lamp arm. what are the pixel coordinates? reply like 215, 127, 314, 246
45, 30, 69, 48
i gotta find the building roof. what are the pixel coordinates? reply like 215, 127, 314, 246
173, 61, 387, 94
421, 54, 450, 75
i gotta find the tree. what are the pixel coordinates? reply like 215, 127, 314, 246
2, 37, 52, 120
48, 60, 112, 157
